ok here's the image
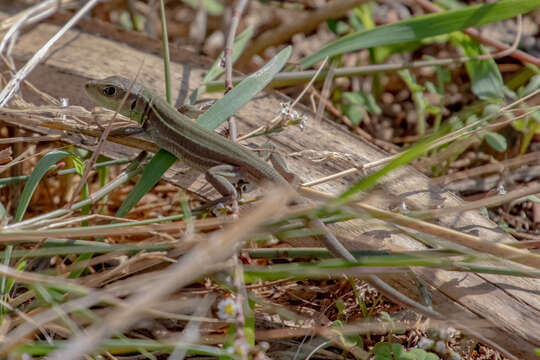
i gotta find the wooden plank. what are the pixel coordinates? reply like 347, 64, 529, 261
2, 16, 539, 358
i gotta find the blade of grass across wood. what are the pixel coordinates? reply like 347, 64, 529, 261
334, 126, 449, 205
189, 26, 254, 104
300, 0, 540, 68
243, 257, 540, 282
115, 46, 292, 217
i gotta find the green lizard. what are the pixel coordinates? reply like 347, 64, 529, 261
85, 76, 444, 317
84, 76, 355, 260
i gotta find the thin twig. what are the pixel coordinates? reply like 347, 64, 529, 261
236, 57, 329, 142
315, 60, 336, 124
158, 0, 172, 104
433, 151, 540, 185
65, 66, 145, 209
410, 182, 540, 218
223, 0, 247, 142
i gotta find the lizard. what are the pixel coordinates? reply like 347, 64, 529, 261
84, 76, 447, 320
84, 76, 354, 260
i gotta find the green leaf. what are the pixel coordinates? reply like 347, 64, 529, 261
484, 131, 507, 152
300, 0, 540, 68
451, 33, 504, 100
342, 104, 364, 125
342, 91, 381, 123
519, 74, 540, 96
15, 149, 73, 222
197, 46, 292, 130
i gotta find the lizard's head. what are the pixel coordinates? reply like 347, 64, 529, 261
84, 76, 146, 123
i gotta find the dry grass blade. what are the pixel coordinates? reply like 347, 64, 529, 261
299, 187, 540, 270
45, 188, 290, 359
411, 182, 540, 218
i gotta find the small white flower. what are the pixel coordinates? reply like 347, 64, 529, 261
234, 339, 250, 356
217, 298, 237, 319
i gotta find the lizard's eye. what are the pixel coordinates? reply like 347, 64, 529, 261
130, 100, 137, 111
103, 86, 116, 96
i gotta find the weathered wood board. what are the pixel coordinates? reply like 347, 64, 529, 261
1, 14, 539, 358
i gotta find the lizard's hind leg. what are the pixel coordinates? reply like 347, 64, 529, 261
202, 164, 246, 212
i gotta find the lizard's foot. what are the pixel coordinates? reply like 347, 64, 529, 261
194, 195, 237, 213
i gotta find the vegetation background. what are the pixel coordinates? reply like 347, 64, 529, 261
0, 0, 539, 359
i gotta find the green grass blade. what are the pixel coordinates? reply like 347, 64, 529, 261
196, 46, 291, 130
15, 149, 73, 222
300, 0, 540, 68
335, 126, 449, 205
115, 150, 177, 218
116, 46, 291, 217
14, 339, 232, 357
0, 242, 174, 260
